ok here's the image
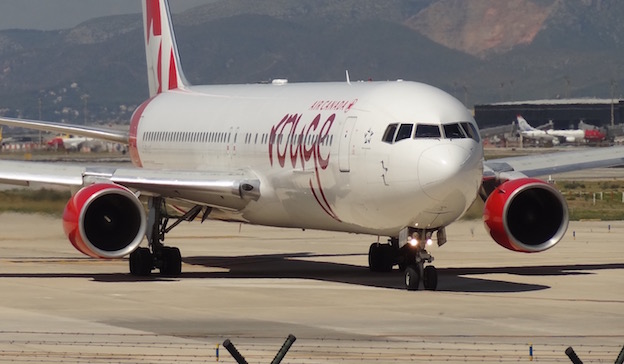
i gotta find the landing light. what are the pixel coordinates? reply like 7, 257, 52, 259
409, 238, 419, 247
426, 238, 433, 246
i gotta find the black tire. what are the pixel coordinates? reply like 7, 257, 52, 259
160, 247, 182, 277
405, 266, 420, 291
368, 243, 381, 271
129, 247, 152, 276
368, 243, 394, 272
423, 265, 438, 291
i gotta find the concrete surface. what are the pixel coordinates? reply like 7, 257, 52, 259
0, 213, 622, 363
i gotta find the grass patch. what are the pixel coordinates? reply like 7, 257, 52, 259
464, 180, 624, 221
0, 188, 71, 216
3, 179, 624, 222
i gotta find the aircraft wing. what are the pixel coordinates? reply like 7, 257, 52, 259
0, 116, 128, 144
0, 160, 260, 210
484, 146, 624, 180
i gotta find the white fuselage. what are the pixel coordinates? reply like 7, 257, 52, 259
546, 129, 585, 141
131, 81, 484, 237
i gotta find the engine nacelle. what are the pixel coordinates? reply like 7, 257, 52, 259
483, 178, 568, 253
63, 184, 147, 259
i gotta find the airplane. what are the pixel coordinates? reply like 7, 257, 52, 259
1, 0, 624, 291
518, 115, 606, 144
47, 134, 94, 150
579, 123, 607, 143
516, 116, 560, 145
584, 128, 607, 142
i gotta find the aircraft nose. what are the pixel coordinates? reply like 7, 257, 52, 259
418, 144, 480, 201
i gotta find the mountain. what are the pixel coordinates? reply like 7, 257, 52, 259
0, 0, 622, 125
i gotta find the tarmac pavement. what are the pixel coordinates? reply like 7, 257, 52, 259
0, 213, 622, 363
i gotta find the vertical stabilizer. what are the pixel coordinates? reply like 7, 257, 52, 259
142, 0, 189, 97
516, 115, 536, 132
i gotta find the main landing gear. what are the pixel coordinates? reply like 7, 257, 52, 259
129, 197, 206, 277
368, 228, 443, 291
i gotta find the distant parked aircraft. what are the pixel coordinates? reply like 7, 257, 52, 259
47, 134, 94, 150
517, 116, 606, 144
516, 116, 559, 145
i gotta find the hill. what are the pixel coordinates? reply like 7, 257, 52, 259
0, 0, 622, 125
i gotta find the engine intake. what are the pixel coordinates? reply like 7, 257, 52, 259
63, 184, 147, 258
483, 178, 569, 253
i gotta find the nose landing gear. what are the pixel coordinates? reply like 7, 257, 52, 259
404, 250, 437, 291
368, 227, 442, 291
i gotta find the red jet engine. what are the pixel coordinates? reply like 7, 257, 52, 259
63, 184, 146, 258
483, 178, 569, 253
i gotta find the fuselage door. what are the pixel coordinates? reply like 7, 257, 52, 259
229, 126, 239, 158
339, 116, 357, 172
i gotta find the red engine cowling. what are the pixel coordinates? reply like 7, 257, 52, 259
63, 184, 147, 259
483, 178, 569, 253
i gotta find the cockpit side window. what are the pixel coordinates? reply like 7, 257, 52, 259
443, 123, 467, 139
395, 124, 414, 142
414, 124, 442, 139
461, 122, 480, 142
382, 123, 398, 144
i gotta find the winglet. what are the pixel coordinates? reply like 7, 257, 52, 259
142, 0, 189, 97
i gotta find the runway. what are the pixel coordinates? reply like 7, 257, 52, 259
0, 213, 622, 363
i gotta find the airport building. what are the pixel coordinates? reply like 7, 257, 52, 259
474, 99, 624, 129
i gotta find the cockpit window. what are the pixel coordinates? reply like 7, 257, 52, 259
382, 124, 398, 143
443, 123, 467, 139
414, 124, 442, 139
461, 122, 480, 142
384, 122, 478, 143
395, 124, 413, 142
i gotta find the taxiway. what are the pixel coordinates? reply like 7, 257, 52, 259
0, 213, 622, 363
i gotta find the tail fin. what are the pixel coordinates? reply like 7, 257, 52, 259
516, 115, 536, 132
142, 0, 189, 97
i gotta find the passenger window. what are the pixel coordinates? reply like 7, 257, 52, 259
414, 124, 441, 139
382, 124, 398, 144
443, 123, 466, 139
395, 124, 414, 142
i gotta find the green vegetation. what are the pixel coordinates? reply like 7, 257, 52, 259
464, 180, 624, 221
2, 180, 624, 221
560, 180, 624, 220
0, 188, 71, 216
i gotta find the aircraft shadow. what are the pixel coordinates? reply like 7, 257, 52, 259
175, 253, 624, 293
0, 253, 622, 293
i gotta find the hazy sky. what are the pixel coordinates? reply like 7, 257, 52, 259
0, 0, 210, 30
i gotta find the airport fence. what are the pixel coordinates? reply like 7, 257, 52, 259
0, 331, 622, 363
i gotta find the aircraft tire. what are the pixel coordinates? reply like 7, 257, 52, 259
368, 243, 394, 272
129, 247, 153, 276
405, 266, 420, 291
160, 247, 182, 277
423, 265, 438, 291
